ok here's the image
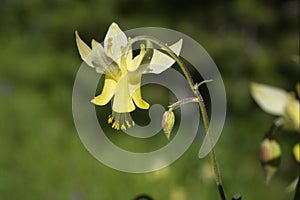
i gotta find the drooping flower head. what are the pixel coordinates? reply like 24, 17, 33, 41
75, 22, 182, 130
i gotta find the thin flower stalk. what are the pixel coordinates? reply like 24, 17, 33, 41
126, 35, 226, 200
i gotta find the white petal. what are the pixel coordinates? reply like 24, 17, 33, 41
91, 39, 100, 49
145, 39, 183, 74
104, 22, 128, 65
250, 82, 288, 115
86, 42, 116, 74
75, 32, 115, 73
75, 31, 92, 66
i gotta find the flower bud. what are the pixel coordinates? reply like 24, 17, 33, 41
162, 110, 175, 140
293, 143, 300, 163
260, 138, 281, 184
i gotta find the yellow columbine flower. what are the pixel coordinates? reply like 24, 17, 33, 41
250, 82, 300, 132
75, 22, 183, 130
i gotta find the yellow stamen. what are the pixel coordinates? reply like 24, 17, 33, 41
126, 121, 131, 128
112, 122, 120, 130
121, 124, 126, 130
108, 115, 113, 124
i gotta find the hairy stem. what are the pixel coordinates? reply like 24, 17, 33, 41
128, 35, 226, 200
168, 97, 198, 110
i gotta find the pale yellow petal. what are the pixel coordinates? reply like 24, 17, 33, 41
91, 39, 100, 49
146, 39, 183, 74
75, 31, 92, 65
129, 44, 146, 71
128, 41, 154, 76
128, 74, 149, 109
250, 82, 288, 115
119, 47, 128, 73
283, 94, 300, 131
293, 143, 300, 162
91, 76, 117, 106
112, 75, 135, 113
126, 38, 133, 68
104, 22, 128, 65
132, 87, 150, 109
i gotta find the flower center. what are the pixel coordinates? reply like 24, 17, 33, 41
108, 112, 135, 130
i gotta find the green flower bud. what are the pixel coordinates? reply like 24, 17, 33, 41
260, 138, 281, 184
162, 110, 175, 140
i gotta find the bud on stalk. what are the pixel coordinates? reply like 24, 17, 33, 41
162, 110, 175, 140
260, 138, 281, 184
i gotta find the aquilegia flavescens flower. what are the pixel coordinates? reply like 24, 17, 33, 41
75, 22, 182, 130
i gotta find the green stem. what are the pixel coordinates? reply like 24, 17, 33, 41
264, 118, 283, 139
169, 97, 198, 110
128, 35, 226, 200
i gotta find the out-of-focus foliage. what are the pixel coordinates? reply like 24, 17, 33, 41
0, 0, 298, 199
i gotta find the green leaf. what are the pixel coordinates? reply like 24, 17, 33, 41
250, 82, 288, 115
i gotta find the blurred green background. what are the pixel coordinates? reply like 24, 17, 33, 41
0, 0, 299, 199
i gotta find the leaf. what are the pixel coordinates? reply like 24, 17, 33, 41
250, 82, 288, 115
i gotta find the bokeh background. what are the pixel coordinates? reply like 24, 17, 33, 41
0, 0, 299, 199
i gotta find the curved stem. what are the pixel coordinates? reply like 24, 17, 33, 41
264, 118, 283, 139
169, 97, 198, 110
128, 35, 226, 200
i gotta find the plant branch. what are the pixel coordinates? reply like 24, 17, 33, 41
264, 118, 283, 139
128, 35, 226, 200
168, 97, 198, 110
